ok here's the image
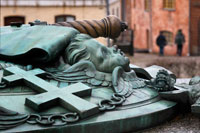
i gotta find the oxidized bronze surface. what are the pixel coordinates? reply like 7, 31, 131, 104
0, 16, 199, 132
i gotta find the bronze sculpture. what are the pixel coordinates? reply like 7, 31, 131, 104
0, 16, 199, 132
63, 33, 130, 73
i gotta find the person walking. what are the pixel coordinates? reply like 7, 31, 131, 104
175, 29, 185, 56
156, 31, 167, 56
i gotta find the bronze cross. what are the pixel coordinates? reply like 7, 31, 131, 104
2, 67, 99, 118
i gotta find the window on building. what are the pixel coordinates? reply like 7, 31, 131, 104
162, 31, 173, 44
145, 0, 150, 11
163, 0, 175, 9
55, 15, 76, 23
4, 16, 25, 26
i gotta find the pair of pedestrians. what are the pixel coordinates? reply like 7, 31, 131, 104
156, 30, 185, 56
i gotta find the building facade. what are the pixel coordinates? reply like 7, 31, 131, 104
0, 0, 106, 26
126, 0, 200, 56
190, 0, 200, 55
0, 0, 107, 43
109, 0, 121, 19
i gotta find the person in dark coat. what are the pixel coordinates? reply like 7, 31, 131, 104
156, 31, 167, 56
175, 29, 185, 56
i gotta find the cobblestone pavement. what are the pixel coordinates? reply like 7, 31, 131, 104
127, 53, 200, 133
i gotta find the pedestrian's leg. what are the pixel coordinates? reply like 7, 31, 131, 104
163, 46, 165, 56
177, 45, 179, 56
159, 47, 161, 55
178, 45, 182, 56
179, 45, 183, 56
160, 46, 164, 56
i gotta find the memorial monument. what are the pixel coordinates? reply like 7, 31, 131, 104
0, 16, 199, 132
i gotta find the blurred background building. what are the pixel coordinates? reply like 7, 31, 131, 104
0, 0, 106, 25
0, 0, 107, 43
109, 0, 121, 19
1, 0, 200, 56
125, 0, 200, 56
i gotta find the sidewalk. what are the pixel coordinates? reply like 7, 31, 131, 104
127, 53, 200, 78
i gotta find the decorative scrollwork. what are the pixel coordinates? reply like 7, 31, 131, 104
99, 99, 116, 111
35, 116, 54, 125
26, 112, 79, 126
27, 114, 42, 124
0, 106, 29, 130
98, 93, 126, 111
48, 114, 67, 126
110, 93, 126, 105
62, 113, 79, 123
0, 93, 125, 129
0, 81, 7, 89
146, 70, 176, 92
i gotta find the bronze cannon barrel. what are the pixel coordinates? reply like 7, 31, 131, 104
53, 15, 128, 39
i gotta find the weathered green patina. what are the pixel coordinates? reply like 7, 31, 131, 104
0, 17, 199, 132
160, 76, 200, 115
0, 67, 177, 132
3, 66, 99, 118
0, 25, 79, 64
